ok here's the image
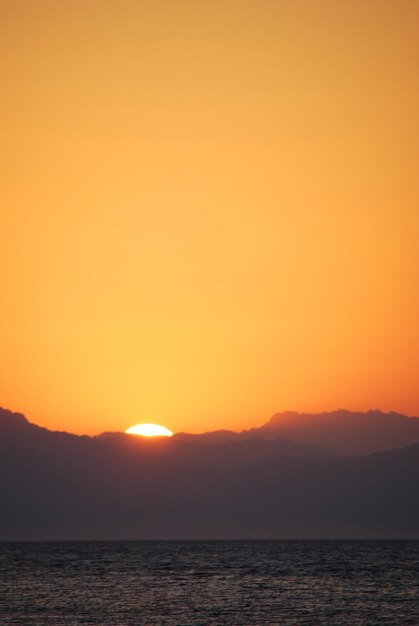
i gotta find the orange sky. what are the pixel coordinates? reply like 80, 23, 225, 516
1, 0, 418, 435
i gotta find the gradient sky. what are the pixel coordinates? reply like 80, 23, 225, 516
1, 0, 418, 435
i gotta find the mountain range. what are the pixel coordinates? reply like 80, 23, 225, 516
1, 407, 418, 540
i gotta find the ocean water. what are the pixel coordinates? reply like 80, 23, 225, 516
0, 541, 418, 625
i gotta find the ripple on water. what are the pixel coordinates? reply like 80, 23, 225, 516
0, 541, 418, 625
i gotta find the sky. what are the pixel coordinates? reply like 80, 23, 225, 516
0, 0, 418, 435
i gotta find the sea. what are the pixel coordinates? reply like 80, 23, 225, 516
0, 541, 418, 625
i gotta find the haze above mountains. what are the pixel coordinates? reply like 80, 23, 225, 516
1, 407, 418, 540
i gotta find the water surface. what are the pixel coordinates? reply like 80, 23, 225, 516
1, 541, 418, 625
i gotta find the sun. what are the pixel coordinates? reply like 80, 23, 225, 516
125, 423, 174, 437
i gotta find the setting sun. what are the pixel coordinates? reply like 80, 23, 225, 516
125, 424, 174, 437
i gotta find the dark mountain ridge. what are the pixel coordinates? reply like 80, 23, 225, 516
1, 407, 418, 540
258, 409, 419, 455
174, 409, 419, 456
4, 407, 418, 456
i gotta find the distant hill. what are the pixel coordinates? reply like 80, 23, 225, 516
174, 409, 419, 456
0, 407, 418, 540
0, 407, 337, 471
253, 410, 419, 455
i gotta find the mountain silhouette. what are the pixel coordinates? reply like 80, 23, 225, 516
255, 409, 419, 455
173, 409, 419, 456
0, 407, 418, 540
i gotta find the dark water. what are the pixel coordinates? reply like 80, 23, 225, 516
0, 541, 418, 625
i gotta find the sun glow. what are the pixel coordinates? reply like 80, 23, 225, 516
125, 423, 174, 437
